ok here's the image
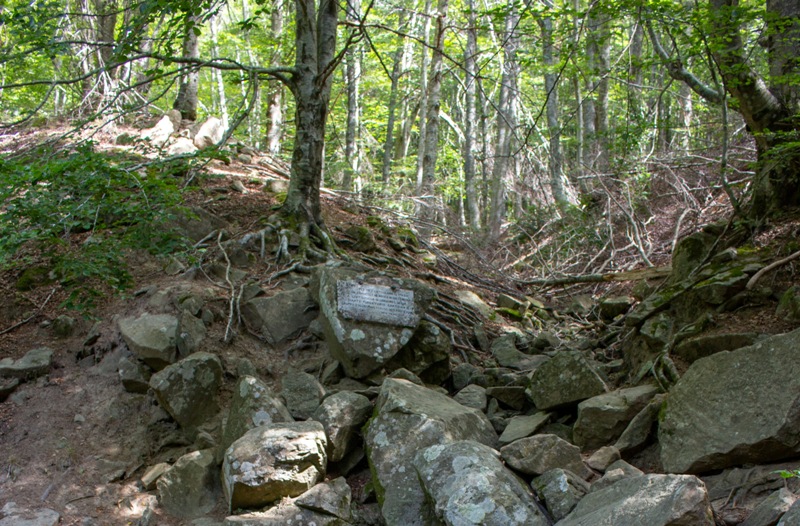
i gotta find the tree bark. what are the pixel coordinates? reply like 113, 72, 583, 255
462, 0, 480, 231
173, 15, 201, 121
266, 0, 286, 156
280, 0, 338, 227
342, 0, 362, 193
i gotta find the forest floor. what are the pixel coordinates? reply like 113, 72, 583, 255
0, 126, 798, 525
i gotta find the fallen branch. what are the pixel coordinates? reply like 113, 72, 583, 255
522, 266, 672, 287
746, 248, 800, 290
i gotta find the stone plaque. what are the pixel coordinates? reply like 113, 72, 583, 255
337, 281, 418, 327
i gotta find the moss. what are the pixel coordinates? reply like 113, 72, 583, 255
15, 266, 54, 291
495, 307, 524, 321
395, 227, 419, 248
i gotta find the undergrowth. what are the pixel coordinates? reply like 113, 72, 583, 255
0, 143, 187, 311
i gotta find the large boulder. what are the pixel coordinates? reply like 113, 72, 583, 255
220, 376, 294, 455
572, 384, 659, 451
659, 329, 800, 473
0, 504, 59, 526
118, 313, 178, 370
241, 287, 318, 346
365, 378, 497, 526
414, 441, 549, 526
312, 391, 373, 463
149, 352, 223, 432
222, 421, 327, 511
156, 449, 219, 519
555, 474, 714, 526
526, 351, 609, 410
311, 266, 435, 379
142, 115, 174, 147
193, 117, 225, 148
385, 320, 451, 384
532, 469, 591, 521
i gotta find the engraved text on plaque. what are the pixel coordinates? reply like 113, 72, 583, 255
337, 281, 418, 327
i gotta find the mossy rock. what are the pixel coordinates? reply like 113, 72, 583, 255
345, 225, 377, 253
395, 227, 419, 248
16, 266, 54, 291
496, 307, 525, 321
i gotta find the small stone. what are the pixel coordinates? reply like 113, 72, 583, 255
73, 414, 86, 424
498, 413, 551, 445
586, 446, 621, 472
453, 384, 488, 411
141, 462, 171, 490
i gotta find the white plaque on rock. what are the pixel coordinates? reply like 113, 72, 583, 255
337, 281, 418, 327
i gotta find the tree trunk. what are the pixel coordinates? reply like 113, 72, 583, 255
342, 0, 362, 193
280, 0, 338, 227
417, 0, 449, 234
415, 0, 434, 194
381, 13, 408, 185
488, 0, 519, 239
266, 0, 285, 155
173, 15, 201, 121
463, 0, 480, 231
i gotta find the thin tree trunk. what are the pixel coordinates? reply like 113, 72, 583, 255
209, 15, 229, 130
489, 0, 519, 239
417, 0, 449, 233
266, 0, 285, 155
381, 13, 408, 185
463, 0, 480, 231
342, 0, 362, 192
415, 0, 434, 194
173, 15, 201, 121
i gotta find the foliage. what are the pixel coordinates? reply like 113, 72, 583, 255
0, 144, 186, 310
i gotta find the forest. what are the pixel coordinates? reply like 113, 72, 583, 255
0, 0, 798, 285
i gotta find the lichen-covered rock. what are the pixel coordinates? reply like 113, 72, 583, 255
500, 434, 591, 479
526, 351, 608, 410
673, 332, 760, 364
157, 449, 219, 519
281, 369, 326, 420
176, 311, 206, 358
365, 378, 497, 526
573, 384, 659, 451
414, 440, 549, 526
498, 413, 551, 445
385, 320, 451, 384
741, 487, 796, 526
241, 287, 318, 346
149, 352, 223, 432
532, 468, 591, 521
220, 376, 294, 456
614, 393, 665, 454
311, 265, 435, 379
659, 329, 800, 473
118, 313, 178, 370
453, 384, 488, 411
222, 421, 327, 511
555, 474, 714, 526
117, 356, 151, 394
312, 391, 372, 463
490, 334, 549, 371
776, 285, 800, 322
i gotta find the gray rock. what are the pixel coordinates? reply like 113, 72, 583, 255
660, 329, 800, 473
741, 487, 796, 526
556, 474, 714, 526
598, 296, 633, 321
281, 369, 326, 420
453, 384, 488, 411
157, 449, 219, 519
527, 351, 608, 410
414, 440, 549, 526
241, 287, 318, 346
365, 378, 497, 526
167, 136, 198, 155
311, 266, 435, 379
778, 498, 800, 526
118, 314, 178, 370
671, 231, 716, 282
673, 332, 760, 364
498, 413, 551, 445
223, 505, 347, 525
51, 315, 76, 338
0, 377, 19, 401
639, 312, 674, 350
453, 290, 493, 318
176, 312, 207, 358
0, 504, 59, 526
532, 469, 591, 521
0, 347, 53, 379
500, 434, 591, 479
220, 376, 294, 456
590, 460, 645, 493
385, 320, 451, 384
312, 391, 372, 463
451, 363, 481, 391
142, 115, 174, 147
193, 117, 224, 149
491, 334, 549, 371
295, 476, 352, 519
614, 393, 665, 454
149, 352, 223, 433
173, 206, 229, 244
141, 462, 170, 490
222, 421, 327, 511
485, 386, 528, 410
573, 384, 659, 451
118, 356, 151, 394
586, 446, 621, 472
